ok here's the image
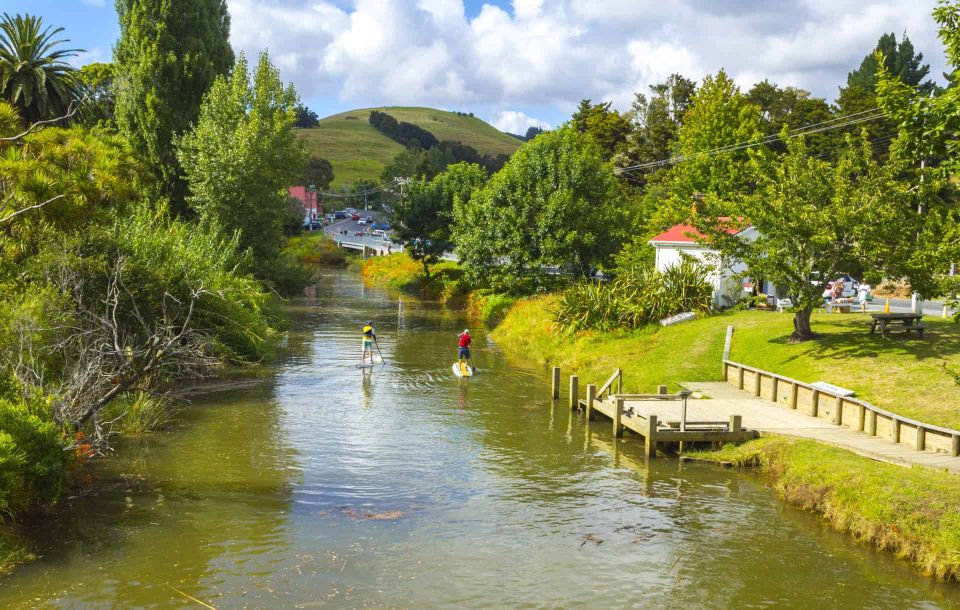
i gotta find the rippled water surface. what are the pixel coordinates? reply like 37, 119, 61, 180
2, 270, 960, 608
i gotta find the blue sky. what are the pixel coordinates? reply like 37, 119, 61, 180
4, 1, 949, 133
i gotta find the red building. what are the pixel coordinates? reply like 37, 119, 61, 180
288, 185, 322, 219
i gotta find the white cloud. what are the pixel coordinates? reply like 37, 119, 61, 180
225, 0, 948, 122
491, 110, 551, 134
81, 0, 106, 6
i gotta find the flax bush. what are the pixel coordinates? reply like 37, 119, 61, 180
554, 258, 713, 334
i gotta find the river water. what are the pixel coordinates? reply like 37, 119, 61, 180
2, 269, 959, 608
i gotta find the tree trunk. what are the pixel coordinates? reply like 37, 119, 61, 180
791, 307, 815, 342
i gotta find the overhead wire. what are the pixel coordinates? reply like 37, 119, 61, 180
614, 108, 887, 174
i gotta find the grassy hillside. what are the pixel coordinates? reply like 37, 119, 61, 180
296, 106, 522, 187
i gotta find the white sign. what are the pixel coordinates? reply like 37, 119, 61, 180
811, 381, 856, 397
660, 311, 696, 327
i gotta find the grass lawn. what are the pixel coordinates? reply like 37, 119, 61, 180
692, 436, 960, 581
492, 297, 960, 429
297, 106, 521, 187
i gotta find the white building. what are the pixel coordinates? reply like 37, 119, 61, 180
648, 222, 776, 308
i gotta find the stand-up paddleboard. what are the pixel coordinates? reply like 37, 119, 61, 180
452, 362, 473, 377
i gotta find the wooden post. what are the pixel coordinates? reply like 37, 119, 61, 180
645, 415, 658, 458
617, 369, 623, 395
585, 384, 596, 421
810, 390, 820, 417
737, 366, 745, 390
893, 419, 901, 444
789, 383, 798, 410
833, 396, 843, 426
722, 325, 734, 379
613, 398, 624, 438
770, 377, 779, 403
657, 384, 668, 395
916, 426, 926, 451
952, 434, 960, 458
857, 404, 866, 432
729, 415, 742, 432
569, 375, 579, 410
551, 366, 560, 400
753, 371, 762, 397
867, 410, 877, 436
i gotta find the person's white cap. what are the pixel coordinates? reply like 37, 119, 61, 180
463, 329, 469, 333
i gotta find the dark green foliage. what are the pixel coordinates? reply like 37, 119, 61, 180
571, 99, 631, 160
847, 32, 936, 95
368, 110, 438, 149
75, 62, 115, 126
294, 104, 319, 128
114, 0, 234, 211
398, 163, 486, 276
524, 126, 544, 140
0, 13, 82, 124
0, 399, 67, 516
300, 157, 334, 190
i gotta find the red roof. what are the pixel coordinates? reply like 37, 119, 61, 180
649, 218, 748, 244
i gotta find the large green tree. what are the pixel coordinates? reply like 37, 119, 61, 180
114, 0, 233, 212
177, 52, 306, 275
571, 99, 632, 160
76, 62, 116, 126
697, 132, 935, 341
0, 13, 81, 124
452, 127, 621, 293
398, 163, 486, 277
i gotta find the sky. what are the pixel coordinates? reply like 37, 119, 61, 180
7, 0, 950, 134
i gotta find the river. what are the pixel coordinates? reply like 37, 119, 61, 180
1, 269, 959, 608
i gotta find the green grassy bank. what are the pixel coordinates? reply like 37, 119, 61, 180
492, 296, 960, 429
690, 437, 960, 581
493, 294, 960, 580
0, 532, 33, 575
284, 232, 353, 267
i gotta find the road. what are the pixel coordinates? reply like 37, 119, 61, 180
864, 296, 953, 317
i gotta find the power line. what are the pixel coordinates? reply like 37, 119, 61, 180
316, 178, 402, 199
614, 108, 886, 175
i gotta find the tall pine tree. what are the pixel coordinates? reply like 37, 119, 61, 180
113, 0, 233, 213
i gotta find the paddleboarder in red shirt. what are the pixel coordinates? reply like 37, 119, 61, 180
457, 329, 473, 372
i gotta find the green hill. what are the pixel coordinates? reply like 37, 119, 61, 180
296, 106, 523, 187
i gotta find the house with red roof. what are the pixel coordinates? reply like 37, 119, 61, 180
648, 221, 776, 307
288, 185, 322, 220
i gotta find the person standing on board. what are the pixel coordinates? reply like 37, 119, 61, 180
361, 321, 376, 365
457, 329, 472, 371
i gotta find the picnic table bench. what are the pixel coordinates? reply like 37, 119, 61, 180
869, 313, 925, 338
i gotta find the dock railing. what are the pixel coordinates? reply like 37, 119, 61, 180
722, 357, 960, 456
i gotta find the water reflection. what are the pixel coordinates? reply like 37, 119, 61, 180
1, 270, 958, 609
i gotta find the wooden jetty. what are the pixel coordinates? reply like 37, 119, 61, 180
556, 367, 757, 458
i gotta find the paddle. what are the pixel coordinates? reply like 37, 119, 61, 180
374, 336, 385, 365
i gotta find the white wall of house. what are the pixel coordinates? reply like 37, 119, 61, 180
651, 227, 771, 308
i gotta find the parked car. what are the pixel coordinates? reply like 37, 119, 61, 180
334, 211, 347, 219
351, 213, 360, 221
358, 218, 367, 225
365, 216, 374, 223
371, 230, 388, 240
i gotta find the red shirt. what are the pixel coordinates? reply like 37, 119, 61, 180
459, 334, 472, 348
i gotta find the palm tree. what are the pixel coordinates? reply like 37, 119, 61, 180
0, 13, 82, 124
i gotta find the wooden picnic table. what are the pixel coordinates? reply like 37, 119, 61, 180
869, 312, 925, 337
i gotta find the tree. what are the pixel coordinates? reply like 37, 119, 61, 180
571, 99, 631, 160
524, 125, 544, 140
847, 32, 936, 96
618, 74, 696, 182
697, 131, 933, 341
650, 70, 763, 231
294, 104, 319, 128
398, 163, 486, 278
300, 157, 334, 190
0, 13, 82, 124
452, 128, 621, 293
177, 52, 307, 276
114, 0, 233, 212
76, 62, 115, 126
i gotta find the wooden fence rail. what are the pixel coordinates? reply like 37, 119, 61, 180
722, 359, 960, 456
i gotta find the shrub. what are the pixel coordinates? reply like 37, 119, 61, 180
554, 258, 713, 334
0, 400, 67, 512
